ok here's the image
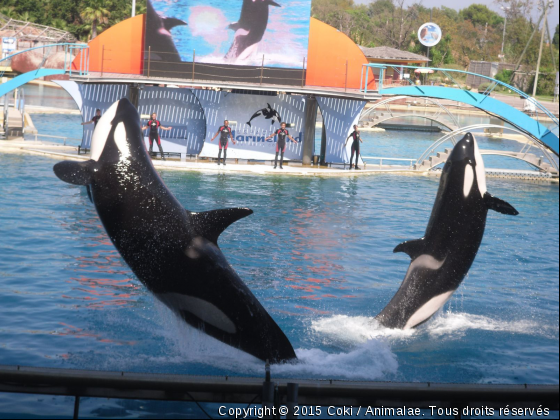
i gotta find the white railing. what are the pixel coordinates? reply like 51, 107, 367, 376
361, 156, 416, 169
24, 132, 81, 146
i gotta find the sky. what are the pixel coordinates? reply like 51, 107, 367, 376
355, 0, 559, 35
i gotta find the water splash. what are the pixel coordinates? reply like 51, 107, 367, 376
310, 311, 552, 344
151, 301, 398, 381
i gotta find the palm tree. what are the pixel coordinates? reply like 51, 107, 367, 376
80, 0, 111, 40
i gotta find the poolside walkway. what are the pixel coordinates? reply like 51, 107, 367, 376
1, 139, 556, 181
0, 139, 416, 177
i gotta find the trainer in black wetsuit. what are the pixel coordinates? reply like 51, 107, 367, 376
81, 109, 102, 128
345, 124, 363, 170
265, 122, 297, 169
210, 120, 236, 165
142, 112, 172, 161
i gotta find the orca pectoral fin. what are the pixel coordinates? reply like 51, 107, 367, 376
394, 238, 425, 259
484, 193, 519, 216
86, 185, 93, 203
53, 160, 95, 186
190, 208, 253, 244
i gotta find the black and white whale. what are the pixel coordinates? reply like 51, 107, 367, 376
376, 133, 519, 329
246, 103, 282, 127
53, 98, 297, 363
146, 0, 187, 62
225, 0, 280, 62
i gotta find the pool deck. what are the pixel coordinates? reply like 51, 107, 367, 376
0, 139, 417, 177
1, 139, 557, 182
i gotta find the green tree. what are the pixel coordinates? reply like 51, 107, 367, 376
553, 24, 559, 49
80, 0, 111, 40
459, 4, 503, 27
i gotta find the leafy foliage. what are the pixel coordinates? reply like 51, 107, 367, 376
312, 0, 559, 94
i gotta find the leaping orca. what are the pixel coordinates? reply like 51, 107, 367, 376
53, 98, 297, 363
225, 0, 281, 62
376, 133, 519, 330
246, 103, 282, 127
146, 0, 187, 62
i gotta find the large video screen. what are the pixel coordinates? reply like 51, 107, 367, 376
146, 0, 312, 70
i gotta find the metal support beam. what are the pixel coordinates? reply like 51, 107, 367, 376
302, 95, 317, 166
128, 84, 141, 109
0, 365, 557, 410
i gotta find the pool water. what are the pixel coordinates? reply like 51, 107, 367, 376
1, 109, 558, 418
0, 150, 557, 381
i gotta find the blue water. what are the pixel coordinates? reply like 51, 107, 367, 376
26, 114, 83, 146
1, 110, 558, 417
0, 151, 558, 375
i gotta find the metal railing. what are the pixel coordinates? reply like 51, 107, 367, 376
415, 124, 559, 174
361, 156, 417, 169
80, 47, 309, 87
360, 63, 559, 129
1, 365, 557, 420
0, 43, 89, 78
24, 132, 81, 146
1, 86, 25, 137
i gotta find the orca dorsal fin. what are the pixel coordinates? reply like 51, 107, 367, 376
484, 192, 519, 216
190, 208, 253, 244
394, 238, 426, 260
53, 160, 95, 186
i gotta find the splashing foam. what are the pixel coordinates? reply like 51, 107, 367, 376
152, 301, 398, 381
311, 311, 544, 344
427, 312, 542, 337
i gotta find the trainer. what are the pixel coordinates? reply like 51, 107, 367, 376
210, 120, 236, 165
142, 113, 172, 161
81, 109, 102, 127
264, 122, 297, 169
345, 125, 363, 170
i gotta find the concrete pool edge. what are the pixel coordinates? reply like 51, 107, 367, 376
1, 140, 558, 183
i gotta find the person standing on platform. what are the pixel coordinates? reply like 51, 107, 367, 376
81, 109, 102, 128
264, 122, 297, 169
345, 124, 363, 170
210, 120, 236, 165
142, 113, 172, 161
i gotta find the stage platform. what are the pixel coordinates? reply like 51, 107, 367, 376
69, 72, 382, 101
2, 139, 557, 182
0, 140, 418, 176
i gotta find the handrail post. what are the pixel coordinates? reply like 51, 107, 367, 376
260, 54, 264, 85
301, 57, 305, 88
148, 46, 151, 77
345, 60, 348, 92
101, 45, 105, 77
364, 65, 369, 94
360, 65, 364, 92
192, 50, 195, 82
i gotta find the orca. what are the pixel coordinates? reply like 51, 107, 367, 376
225, 0, 281, 62
146, 0, 187, 62
53, 98, 297, 363
246, 103, 282, 127
376, 133, 519, 330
